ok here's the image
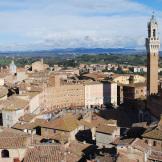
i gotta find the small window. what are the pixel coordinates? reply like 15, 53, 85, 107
145, 140, 148, 144
153, 141, 156, 146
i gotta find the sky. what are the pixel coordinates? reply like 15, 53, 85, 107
0, 0, 162, 51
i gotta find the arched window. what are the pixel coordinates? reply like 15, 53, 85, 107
153, 29, 156, 37
1, 149, 9, 158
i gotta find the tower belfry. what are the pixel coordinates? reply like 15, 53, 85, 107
146, 14, 160, 95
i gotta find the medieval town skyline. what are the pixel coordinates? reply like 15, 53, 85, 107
0, 1, 162, 162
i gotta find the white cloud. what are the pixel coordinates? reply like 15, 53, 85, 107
0, 0, 161, 50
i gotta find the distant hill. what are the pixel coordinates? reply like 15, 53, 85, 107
0, 48, 144, 57
50, 48, 138, 54
0, 48, 161, 57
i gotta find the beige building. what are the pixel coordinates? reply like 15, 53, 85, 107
37, 113, 84, 142
146, 15, 160, 95
32, 59, 49, 72
123, 83, 147, 102
44, 75, 85, 110
44, 75, 118, 110
57, 68, 80, 76
111, 74, 146, 85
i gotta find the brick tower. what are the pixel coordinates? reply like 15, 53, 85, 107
146, 14, 160, 95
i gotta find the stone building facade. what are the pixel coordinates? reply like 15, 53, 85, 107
112, 74, 146, 85
32, 59, 49, 72
123, 83, 147, 102
84, 82, 104, 108
44, 75, 85, 110
44, 76, 118, 110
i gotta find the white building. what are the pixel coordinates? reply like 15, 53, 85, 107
1, 96, 29, 127
19, 92, 43, 114
9, 60, 17, 75
16, 70, 28, 83
84, 82, 104, 108
84, 81, 117, 108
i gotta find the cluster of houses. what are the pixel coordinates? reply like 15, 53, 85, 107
0, 59, 161, 161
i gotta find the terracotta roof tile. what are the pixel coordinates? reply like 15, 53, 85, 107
42, 131, 69, 143
19, 114, 36, 122
96, 125, 117, 134
142, 128, 162, 140
1, 96, 29, 111
42, 114, 79, 132
12, 122, 37, 130
0, 128, 30, 149
131, 138, 149, 152
23, 145, 65, 162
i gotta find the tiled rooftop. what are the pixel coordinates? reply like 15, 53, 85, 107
42, 113, 79, 132
0, 128, 30, 149
148, 150, 162, 161
96, 125, 117, 135
23, 145, 65, 162
1, 96, 29, 111
142, 128, 162, 141
113, 137, 135, 146
19, 114, 36, 122
12, 122, 37, 130
42, 131, 69, 143
131, 138, 149, 152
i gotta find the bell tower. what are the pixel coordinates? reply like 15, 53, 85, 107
146, 14, 160, 95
